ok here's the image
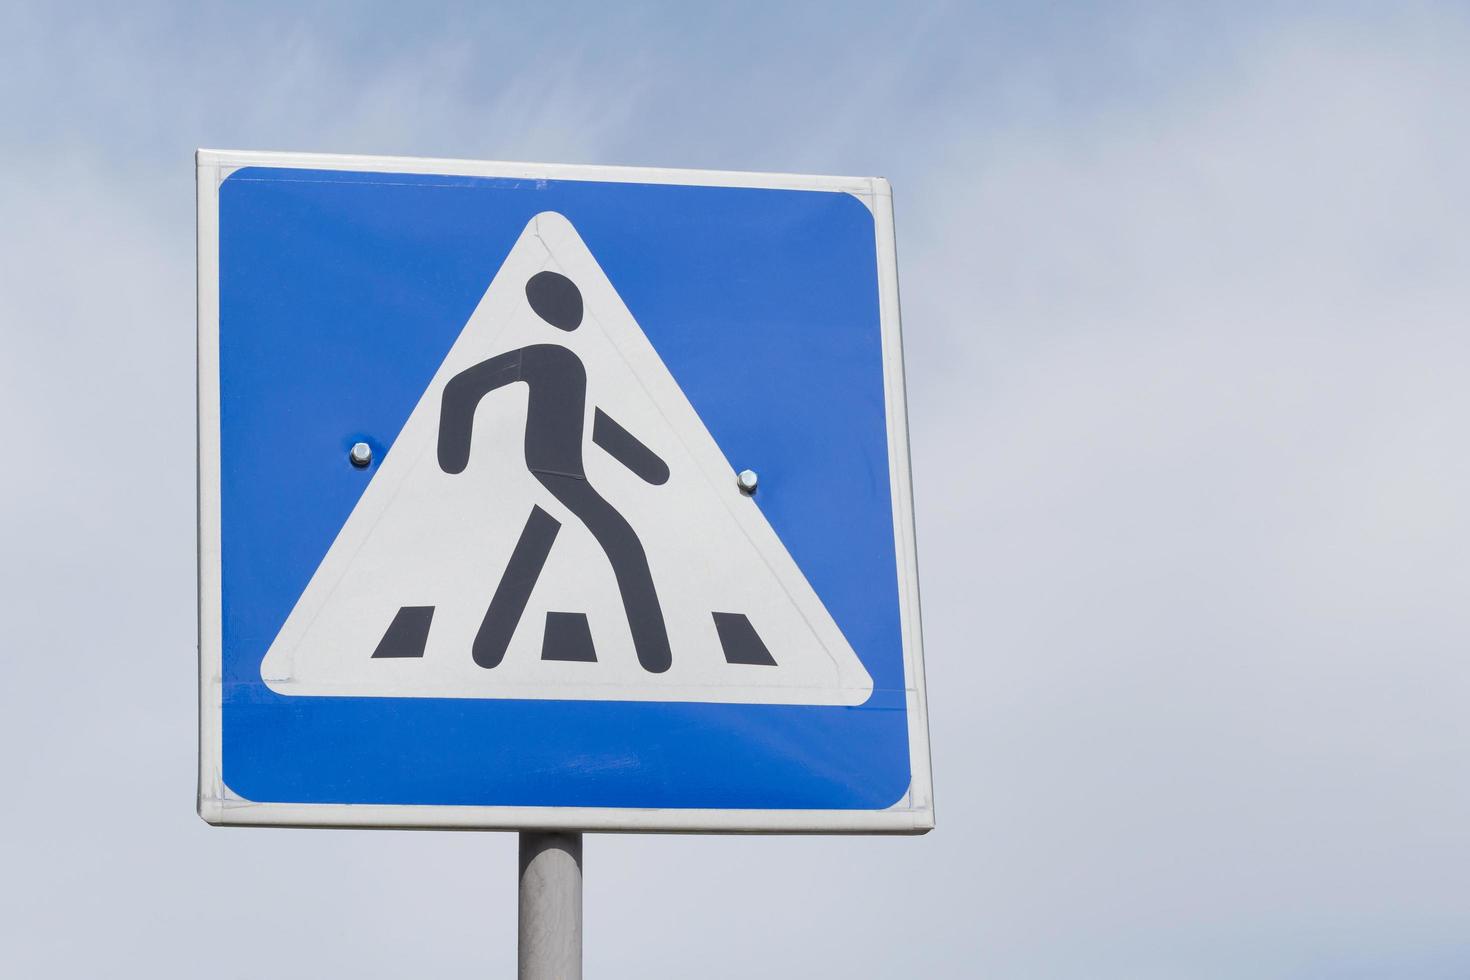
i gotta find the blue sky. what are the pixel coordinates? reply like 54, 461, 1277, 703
2, 2, 1468, 976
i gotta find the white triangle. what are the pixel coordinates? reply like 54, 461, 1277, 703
260, 211, 874, 706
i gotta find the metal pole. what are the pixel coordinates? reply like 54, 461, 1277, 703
518, 832, 583, 979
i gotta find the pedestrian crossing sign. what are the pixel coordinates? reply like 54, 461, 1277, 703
197, 150, 932, 833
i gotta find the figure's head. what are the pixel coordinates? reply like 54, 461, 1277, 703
525, 271, 583, 331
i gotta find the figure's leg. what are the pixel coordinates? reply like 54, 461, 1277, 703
536, 473, 672, 673
474, 506, 560, 668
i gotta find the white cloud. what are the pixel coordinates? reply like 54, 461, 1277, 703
2, 3, 1468, 977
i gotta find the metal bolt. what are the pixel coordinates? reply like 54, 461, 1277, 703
737, 469, 758, 495
349, 442, 373, 468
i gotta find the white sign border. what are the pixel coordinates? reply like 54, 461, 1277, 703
197, 149, 934, 834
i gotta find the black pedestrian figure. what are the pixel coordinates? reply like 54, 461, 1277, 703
436, 271, 674, 673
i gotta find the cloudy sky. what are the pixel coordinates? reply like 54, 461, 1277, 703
3, 2, 1468, 976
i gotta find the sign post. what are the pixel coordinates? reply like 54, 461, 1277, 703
197, 149, 932, 966
518, 832, 582, 979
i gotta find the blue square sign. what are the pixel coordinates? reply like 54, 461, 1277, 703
197, 150, 932, 832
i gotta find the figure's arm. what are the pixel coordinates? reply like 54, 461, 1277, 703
592, 408, 669, 485
438, 351, 523, 474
